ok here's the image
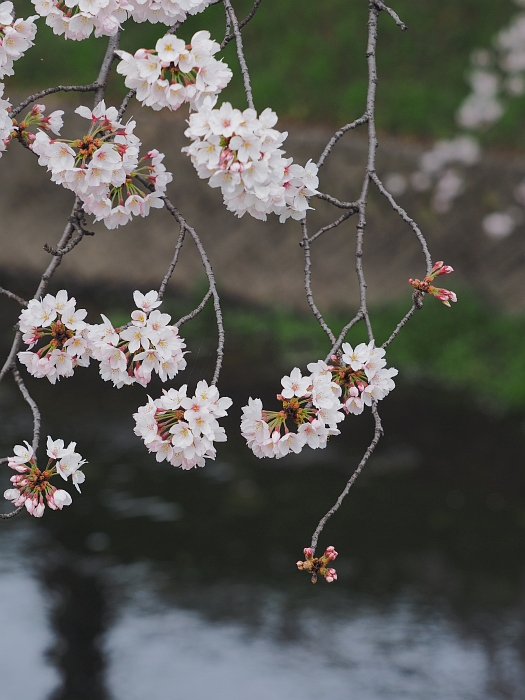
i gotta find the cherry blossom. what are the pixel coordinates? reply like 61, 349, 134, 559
183, 99, 319, 222
133, 380, 232, 470
0, 83, 12, 156
0, 3, 38, 78
31, 0, 129, 40
127, 0, 211, 26
116, 30, 232, 112
3, 437, 87, 517
88, 289, 186, 388
17, 290, 91, 383
30, 101, 171, 229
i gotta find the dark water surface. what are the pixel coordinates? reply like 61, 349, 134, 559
1, 341, 525, 700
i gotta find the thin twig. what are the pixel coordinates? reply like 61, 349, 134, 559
370, 171, 432, 275
117, 90, 136, 120
325, 311, 364, 361
315, 192, 360, 210
301, 220, 336, 345
176, 288, 213, 327
222, 0, 254, 109
0, 506, 23, 520
221, 0, 264, 49
0, 288, 27, 307
300, 211, 355, 247
316, 114, 368, 169
382, 303, 417, 348
161, 197, 225, 385
11, 84, 99, 118
310, 404, 383, 553
373, 0, 407, 30
11, 367, 40, 452
158, 223, 186, 301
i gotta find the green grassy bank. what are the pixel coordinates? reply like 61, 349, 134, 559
10, 0, 522, 144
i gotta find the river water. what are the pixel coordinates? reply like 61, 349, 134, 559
1, 337, 524, 700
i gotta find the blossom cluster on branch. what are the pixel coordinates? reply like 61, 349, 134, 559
116, 31, 233, 112
4, 438, 86, 517
30, 101, 171, 228
183, 99, 319, 221
32, 0, 212, 39
133, 381, 232, 469
241, 344, 397, 459
0, 2, 37, 78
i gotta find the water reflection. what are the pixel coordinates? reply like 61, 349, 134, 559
0, 330, 525, 698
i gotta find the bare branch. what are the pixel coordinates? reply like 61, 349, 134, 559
222, 0, 255, 109
221, 0, 264, 49
161, 197, 225, 386
300, 211, 355, 247
373, 0, 407, 30
0, 287, 27, 307
117, 90, 136, 120
301, 220, 336, 345
315, 192, 360, 210
316, 115, 368, 169
382, 303, 416, 348
176, 287, 213, 327
370, 171, 432, 275
0, 506, 23, 521
325, 311, 364, 361
11, 367, 41, 452
158, 223, 186, 301
94, 29, 121, 106
11, 84, 99, 118
310, 403, 383, 553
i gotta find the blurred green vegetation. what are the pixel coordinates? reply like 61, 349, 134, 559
167, 287, 525, 411
10, 0, 522, 144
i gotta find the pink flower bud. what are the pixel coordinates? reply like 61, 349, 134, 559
296, 561, 304, 570
324, 546, 338, 561
435, 264, 454, 276
303, 547, 313, 559
146, 149, 160, 159
324, 567, 337, 583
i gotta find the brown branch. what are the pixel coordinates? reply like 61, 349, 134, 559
176, 287, 213, 327
11, 84, 99, 117
0, 506, 23, 520
158, 223, 186, 301
315, 192, 360, 210
11, 367, 40, 452
221, 0, 264, 49
94, 29, 121, 106
310, 403, 383, 553
222, 0, 254, 109
373, 0, 407, 30
0, 287, 27, 307
300, 211, 355, 247
301, 220, 336, 345
325, 311, 364, 361
316, 114, 368, 169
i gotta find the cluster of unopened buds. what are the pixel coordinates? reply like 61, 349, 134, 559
10, 102, 64, 147
297, 546, 338, 584
89, 289, 186, 388
18, 290, 90, 383
4, 437, 86, 517
32, 0, 211, 38
183, 98, 319, 222
409, 261, 457, 307
30, 100, 171, 229
133, 380, 232, 469
0, 2, 37, 78
117, 31, 232, 112
241, 343, 397, 458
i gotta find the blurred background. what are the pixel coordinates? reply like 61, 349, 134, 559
2, 1, 525, 698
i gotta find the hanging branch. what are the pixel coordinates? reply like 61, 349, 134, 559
222, 0, 255, 109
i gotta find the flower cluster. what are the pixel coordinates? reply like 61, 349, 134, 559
17, 290, 90, 384
133, 380, 233, 469
183, 99, 319, 221
296, 546, 338, 584
116, 31, 232, 112
31, 101, 171, 229
128, 0, 210, 26
0, 83, 11, 156
241, 346, 397, 458
241, 363, 344, 459
89, 290, 186, 388
0, 2, 38, 78
4, 437, 86, 517
32, 0, 129, 40
409, 260, 457, 307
